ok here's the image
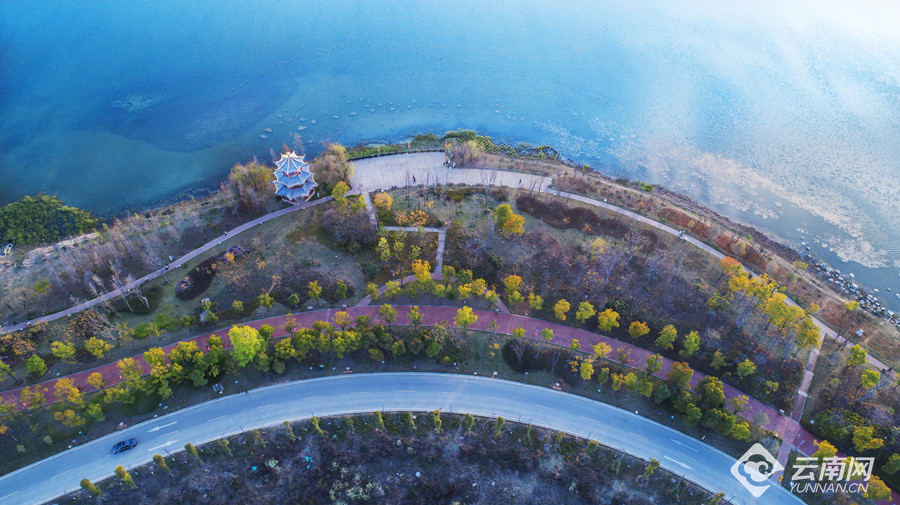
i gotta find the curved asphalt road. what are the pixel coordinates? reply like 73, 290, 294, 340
0, 373, 801, 505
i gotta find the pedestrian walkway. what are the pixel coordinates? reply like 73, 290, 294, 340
0, 197, 333, 335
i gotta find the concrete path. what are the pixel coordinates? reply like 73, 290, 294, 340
0, 197, 333, 335
0, 373, 804, 505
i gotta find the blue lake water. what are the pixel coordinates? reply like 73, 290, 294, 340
1, 0, 898, 310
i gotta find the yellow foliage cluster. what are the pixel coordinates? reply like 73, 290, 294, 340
396, 210, 430, 227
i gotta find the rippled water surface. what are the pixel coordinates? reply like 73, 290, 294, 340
1, 0, 898, 308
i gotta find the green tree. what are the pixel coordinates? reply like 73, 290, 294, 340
554, 299, 570, 321
846, 345, 867, 367
288, 293, 300, 306
80, 478, 102, 497
493, 416, 505, 438
579, 361, 594, 381
20, 385, 46, 410
592, 341, 612, 360
366, 282, 379, 302
454, 306, 478, 332
645, 354, 663, 375
85, 372, 104, 391
736, 359, 756, 378
84, 337, 113, 359
528, 292, 543, 312
25, 355, 47, 376
184, 443, 203, 464
570, 339, 581, 352
333, 310, 353, 330
378, 304, 397, 327
115, 465, 135, 488
504, 275, 524, 304
494, 204, 514, 229
684, 405, 702, 426
812, 439, 837, 463
0, 361, 13, 382
331, 181, 350, 208
575, 301, 596, 325
731, 421, 751, 441
864, 475, 891, 501
257, 292, 274, 308
308, 280, 322, 301
153, 454, 170, 473
461, 413, 475, 434
229, 325, 265, 367
656, 324, 677, 350
85, 403, 105, 422
697, 376, 726, 407
596, 309, 621, 332
852, 425, 884, 452
860, 369, 881, 390
882, 454, 900, 476
0, 194, 97, 245
709, 350, 726, 369
667, 361, 694, 388
373, 411, 385, 431
541, 328, 554, 343
313, 143, 354, 187
501, 213, 525, 237
679, 330, 701, 358
51, 341, 76, 363
432, 410, 442, 434
708, 492, 726, 505
404, 411, 416, 432
231, 300, 244, 313
643, 459, 660, 479
408, 305, 423, 330
628, 321, 650, 340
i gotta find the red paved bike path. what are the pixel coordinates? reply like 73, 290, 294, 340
2, 306, 790, 434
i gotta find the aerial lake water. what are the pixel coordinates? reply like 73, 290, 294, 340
1, 0, 898, 310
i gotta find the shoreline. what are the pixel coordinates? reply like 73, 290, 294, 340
2, 134, 897, 328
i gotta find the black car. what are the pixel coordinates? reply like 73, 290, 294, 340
112, 438, 138, 453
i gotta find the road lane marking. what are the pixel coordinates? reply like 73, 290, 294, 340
156, 430, 178, 439
303, 396, 323, 400
627, 432, 647, 440
535, 404, 553, 411
0, 491, 18, 501
50, 468, 72, 479
208, 415, 228, 422
670, 439, 699, 452
396, 390, 416, 393
148, 421, 177, 433
147, 441, 176, 452
256, 403, 277, 410
351, 391, 369, 395
663, 455, 693, 470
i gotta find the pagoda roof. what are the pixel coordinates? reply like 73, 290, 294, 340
274, 151, 310, 176
271, 150, 317, 203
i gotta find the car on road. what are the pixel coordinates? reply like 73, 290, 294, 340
112, 438, 138, 454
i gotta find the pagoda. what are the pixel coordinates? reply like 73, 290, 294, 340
272, 151, 317, 204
